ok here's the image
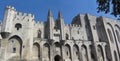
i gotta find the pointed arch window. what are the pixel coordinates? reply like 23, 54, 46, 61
107, 29, 114, 43
66, 33, 69, 40
38, 30, 41, 38
116, 30, 120, 43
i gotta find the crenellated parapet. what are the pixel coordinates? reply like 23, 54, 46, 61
34, 21, 44, 26
6, 5, 16, 11
65, 24, 81, 28
69, 24, 81, 28
16, 12, 34, 20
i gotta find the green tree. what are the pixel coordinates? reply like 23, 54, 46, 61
97, 0, 120, 18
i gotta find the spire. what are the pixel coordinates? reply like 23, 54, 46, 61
58, 11, 63, 18
48, 9, 53, 17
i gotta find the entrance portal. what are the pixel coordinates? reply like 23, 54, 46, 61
54, 55, 62, 61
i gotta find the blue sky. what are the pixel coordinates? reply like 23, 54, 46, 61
0, 0, 117, 24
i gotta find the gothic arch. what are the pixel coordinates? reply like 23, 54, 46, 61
43, 43, 50, 60
65, 44, 71, 61
107, 29, 114, 43
115, 25, 120, 43
107, 23, 113, 30
54, 42, 61, 47
33, 43, 40, 60
115, 30, 120, 43
81, 45, 88, 61
54, 42, 61, 55
107, 23, 116, 43
65, 33, 69, 40
73, 44, 80, 61
97, 45, 104, 61
115, 24, 120, 31
8, 35, 23, 58
114, 24, 120, 59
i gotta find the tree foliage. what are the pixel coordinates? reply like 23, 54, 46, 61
97, 0, 120, 17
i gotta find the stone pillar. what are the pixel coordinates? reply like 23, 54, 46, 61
40, 44, 43, 61
41, 45, 44, 61
70, 45, 74, 61
86, 44, 92, 61
61, 45, 64, 61
78, 43, 83, 61
50, 45, 53, 61
68, 41, 74, 61
93, 42, 99, 61
101, 43, 107, 61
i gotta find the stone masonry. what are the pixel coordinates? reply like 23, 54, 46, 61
0, 6, 120, 61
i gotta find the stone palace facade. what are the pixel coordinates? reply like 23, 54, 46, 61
0, 6, 120, 61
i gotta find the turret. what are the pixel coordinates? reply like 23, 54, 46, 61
1, 6, 16, 38
56, 11, 65, 40
46, 9, 55, 39
58, 11, 63, 19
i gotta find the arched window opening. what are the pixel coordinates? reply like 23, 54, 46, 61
97, 45, 104, 61
15, 23, 22, 30
77, 30, 79, 34
65, 44, 71, 60
81, 45, 88, 61
73, 45, 79, 60
43, 43, 50, 60
116, 30, 120, 43
37, 30, 41, 38
33, 43, 40, 60
107, 29, 114, 43
66, 33, 69, 40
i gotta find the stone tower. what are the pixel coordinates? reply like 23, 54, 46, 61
56, 11, 65, 40
0, 6, 120, 61
1, 6, 16, 37
46, 9, 55, 39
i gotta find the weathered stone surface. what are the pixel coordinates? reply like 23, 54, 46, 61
0, 6, 120, 61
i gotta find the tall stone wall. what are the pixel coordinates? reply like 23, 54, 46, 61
0, 6, 120, 61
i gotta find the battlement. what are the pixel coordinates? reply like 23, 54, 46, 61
35, 21, 44, 25
6, 6, 16, 11
33, 21, 44, 27
65, 24, 81, 28
17, 12, 34, 19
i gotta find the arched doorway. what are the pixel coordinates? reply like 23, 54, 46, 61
54, 55, 62, 61
43, 43, 50, 61
33, 43, 40, 60
8, 35, 23, 60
